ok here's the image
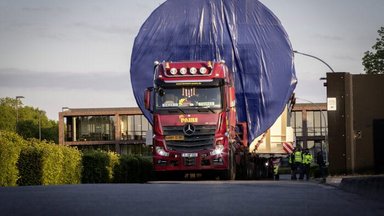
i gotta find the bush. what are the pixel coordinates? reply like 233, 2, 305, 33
17, 146, 44, 185
61, 146, 82, 184
0, 131, 27, 186
81, 150, 112, 183
17, 139, 82, 186
107, 151, 119, 182
113, 155, 139, 183
113, 155, 153, 183
138, 157, 153, 183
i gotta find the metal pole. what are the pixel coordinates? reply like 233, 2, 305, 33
39, 111, 41, 141
293, 50, 335, 73
15, 96, 24, 133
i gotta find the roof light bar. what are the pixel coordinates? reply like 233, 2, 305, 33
199, 67, 208, 74
180, 67, 187, 75
190, 67, 197, 74
170, 68, 178, 75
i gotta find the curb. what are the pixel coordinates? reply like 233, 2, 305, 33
325, 175, 384, 201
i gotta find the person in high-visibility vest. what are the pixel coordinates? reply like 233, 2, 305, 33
302, 148, 313, 180
293, 147, 303, 180
272, 158, 280, 180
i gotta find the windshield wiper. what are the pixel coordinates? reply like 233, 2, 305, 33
164, 107, 186, 114
177, 107, 186, 114
196, 106, 215, 114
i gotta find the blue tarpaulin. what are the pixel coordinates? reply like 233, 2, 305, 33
130, 0, 297, 143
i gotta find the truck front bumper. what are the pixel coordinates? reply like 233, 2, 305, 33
153, 151, 229, 171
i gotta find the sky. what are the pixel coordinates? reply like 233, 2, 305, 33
0, 0, 383, 120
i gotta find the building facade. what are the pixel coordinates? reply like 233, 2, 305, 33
291, 103, 328, 161
58, 107, 151, 155
58, 104, 328, 158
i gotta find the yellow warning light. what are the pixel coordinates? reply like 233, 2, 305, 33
207, 61, 213, 68
165, 62, 170, 69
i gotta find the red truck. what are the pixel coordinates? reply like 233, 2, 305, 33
144, 60, 294, 180
144, 60, 239, 179
133, 1, 297, 180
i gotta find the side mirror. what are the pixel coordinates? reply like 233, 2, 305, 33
144, 88, 153, 110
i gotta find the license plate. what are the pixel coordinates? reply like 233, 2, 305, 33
165, 135, 184, 141
182, 153, 198, 158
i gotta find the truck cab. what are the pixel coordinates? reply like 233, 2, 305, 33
144, 61, 238, 179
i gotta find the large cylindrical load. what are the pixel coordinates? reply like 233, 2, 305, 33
130, 0, 297, 143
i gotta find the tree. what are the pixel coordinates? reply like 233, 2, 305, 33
0, 97, 58, 143
362, 27, 384, 74
0, 98, 18, 131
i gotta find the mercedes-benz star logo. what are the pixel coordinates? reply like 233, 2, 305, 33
183, 123, 196, 136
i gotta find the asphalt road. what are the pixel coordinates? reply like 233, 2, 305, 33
1, 178, 383, 216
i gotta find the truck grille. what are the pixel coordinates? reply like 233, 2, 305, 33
163, 125, 216, 151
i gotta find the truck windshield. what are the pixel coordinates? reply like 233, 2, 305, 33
155, 86, 222, 110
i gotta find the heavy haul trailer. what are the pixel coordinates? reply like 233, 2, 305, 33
144, 61, 295, 179
130, 0, 297, 179
245, 106, 295, 179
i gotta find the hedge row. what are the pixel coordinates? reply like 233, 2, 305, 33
81, 150, 152, 183
17, 140, 82, 186
0, 131, 27, 186
81, 150, 119, 183
0, 131, 153, 186
113, 155, 153, 183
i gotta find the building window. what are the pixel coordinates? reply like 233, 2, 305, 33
65, 115, 115, 141
120, 115, 150, 141
291, 111, 303, 136
307, 110, 327, 136
296, 140, 304, 149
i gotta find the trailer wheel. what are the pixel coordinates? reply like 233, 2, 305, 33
246, 161, 255, 180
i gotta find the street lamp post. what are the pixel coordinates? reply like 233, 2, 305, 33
293, 50, 335, 73
38, 111, 42, 141
293, 50, 335, 178
15, 96, 25, 133
293, 51, 334, 165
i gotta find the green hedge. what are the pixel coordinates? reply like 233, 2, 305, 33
17, 146, 44, 185
17, 140, 82, 186
81, 151, 153, 183
0, 131, 27, 186
113, 155, 153, 183
81, 150, 119, 183
107, 151, 119, 182
1, 130, 152, 186
61, 146, 82, 184
138, 157, 153, 183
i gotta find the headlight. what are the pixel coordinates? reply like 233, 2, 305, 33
180, 67, 187, 75
170, 68, 178, 75
210, 145, 224, 156
189, 67, 197, 74
156, 146, 169, 157
199, 67, 208, 74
